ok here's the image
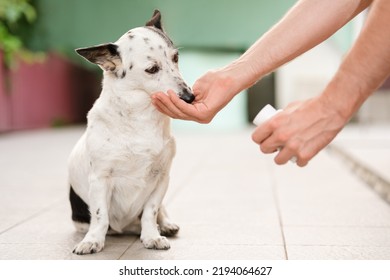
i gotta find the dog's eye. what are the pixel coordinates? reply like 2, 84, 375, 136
172, 53, 179, 63
145, 65, 160, 74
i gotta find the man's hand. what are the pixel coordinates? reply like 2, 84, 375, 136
152, 70, 239, 123
251, 96, 347, 167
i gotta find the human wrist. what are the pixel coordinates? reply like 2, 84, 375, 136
321, 68, 371, 122
219, 58, 264, 95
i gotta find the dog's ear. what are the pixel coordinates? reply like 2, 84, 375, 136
145, 9, 163, 31
75, 43, 122, 72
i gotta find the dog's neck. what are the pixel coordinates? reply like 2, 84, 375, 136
89, 79, 171, 139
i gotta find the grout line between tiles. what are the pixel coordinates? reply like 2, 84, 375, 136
0, 198, 64, 235
117, 239, 139, 259
327, 144, 390, 204
266, 159, 288, 260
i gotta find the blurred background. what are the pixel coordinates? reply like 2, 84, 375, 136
0, 0, 389, 133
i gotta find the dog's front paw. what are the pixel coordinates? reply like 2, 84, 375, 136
160, 222, 180, 237
141, 236, 170, 250
73, 239, 105, 255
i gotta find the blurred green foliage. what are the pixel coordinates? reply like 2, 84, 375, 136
0, 0, 40, 68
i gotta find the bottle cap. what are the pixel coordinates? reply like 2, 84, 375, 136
252, 104, 296, 164
253, 104, 277, 126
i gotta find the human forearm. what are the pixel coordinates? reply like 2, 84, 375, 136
223, 0, 372, 94
251, 0, 390, 167
321, 0, 390, 121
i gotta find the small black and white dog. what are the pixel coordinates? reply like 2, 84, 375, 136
68, 10, 194, 255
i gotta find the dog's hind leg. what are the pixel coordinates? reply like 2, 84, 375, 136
69, 186, 90, 233
73, 175, 111, 255
158, 205, 179, 237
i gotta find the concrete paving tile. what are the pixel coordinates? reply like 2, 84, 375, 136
287, 245, 390, 260
270, 152, 390, 226
167, 198, 280, 229
121, 242, 286, 260
0, 243, 130, 260
0, 200, 138, 247
278, 195, 390, 227
284, 226, 390, 246
0, 200, 80, 244
332, 124, 390, 195
270, 151, 374, 196
0, 128, 82, 235
156, 130, 268, 205
168, 223, 283, 246
0, 243, 76, 260
2, 126, 389, 260
0, 199, 61, 234
0, 128, 82, 189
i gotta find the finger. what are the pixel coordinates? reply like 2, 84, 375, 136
274, 146, 297, 165
294, 134, 331, 167
153, 92, 189, 119
296, 159, 308, 167
192, 76, 207, 98
152, 96, 177, 118
257, 132, 284, 154
167, 90, 202, 119
151, 93, 177, 117
251, 124, 273, 145
259, 144, 279, 154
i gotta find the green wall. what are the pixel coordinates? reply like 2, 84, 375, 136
29, 0, 296, 56
29, 0, 356, 59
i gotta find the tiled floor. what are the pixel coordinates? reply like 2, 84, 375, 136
0, 125, 389, 260
331, 124, 390, 203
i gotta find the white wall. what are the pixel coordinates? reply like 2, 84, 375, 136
275, 41, 342, 109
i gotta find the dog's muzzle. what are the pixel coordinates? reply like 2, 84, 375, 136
179, 89, 195, 104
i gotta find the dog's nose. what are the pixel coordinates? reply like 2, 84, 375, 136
180, 89, 195, 104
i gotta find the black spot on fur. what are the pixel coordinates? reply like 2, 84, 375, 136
129, 34, 135, 39
69, 186, 90, 224
121, 70, 126, 79
129, 63, 133, 70
143, 37, 150, 44
96, 208, 101, 222
129, 47, 133, 52
150, 46, 154, 51
158, 45, 163, 50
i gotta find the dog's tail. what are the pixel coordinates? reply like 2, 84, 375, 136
69, 186, 90, 232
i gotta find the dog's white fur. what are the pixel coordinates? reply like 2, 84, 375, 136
68, 11, 192, 255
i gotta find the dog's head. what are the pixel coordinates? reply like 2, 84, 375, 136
75, 10, 195, 104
